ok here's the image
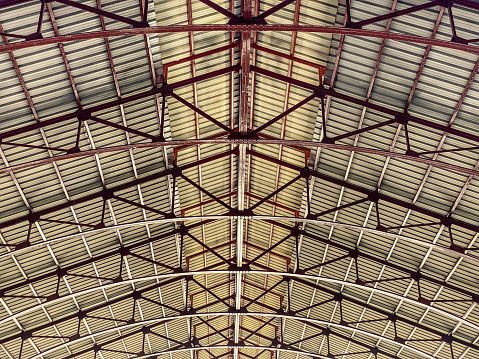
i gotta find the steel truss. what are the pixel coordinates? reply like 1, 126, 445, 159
1, 213, 478, 303
30, 312, 438, 359
2, 258, 479, 355
2, 270, 477, 331
3, 215, 478, 262
1, 24, 479, 54
1, 139, 479, 177
1, 1, 479, 359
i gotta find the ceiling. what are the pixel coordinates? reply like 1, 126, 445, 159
1, 0, 479, 358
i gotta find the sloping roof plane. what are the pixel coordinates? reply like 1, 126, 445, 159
1, 0, 479, 358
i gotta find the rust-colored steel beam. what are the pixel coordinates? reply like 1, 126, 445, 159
252, 93, 318, 134
3, 269, 477, 353
163, 42, 239, 82
0, 65, 239, 141
3, 139, 478, 178
0, 150, 234, 230
170, 92, 234, 134
251, 43, 325, 82
3, 25, 479, 54
256, 0, 297, 20
198, 0, 237, 19
247, 149, 479, 236
55, 0, 145, 27
251, 65, 479, 145
352, 0, 443, 28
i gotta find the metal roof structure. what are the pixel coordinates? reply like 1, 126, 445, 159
1, 0, 479, 358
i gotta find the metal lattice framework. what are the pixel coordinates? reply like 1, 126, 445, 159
0, 1, 479, 359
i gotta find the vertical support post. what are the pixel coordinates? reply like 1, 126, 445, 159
159, 92, 167, 141
345, 0, 352, 27
320, 96, 327, 140
235, 3, 252, 359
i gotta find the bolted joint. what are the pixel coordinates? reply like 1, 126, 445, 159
228, 306, 237, 314
227, 130, 259, 142
93, 344, 101, 352
56, 266, 67, 278
133, 20, 150, 28
66, 146, 80, 154
376, 224, 387, 232
411, 271, 421, 282
299, 167, 313, 178
77, 310, 87, 320
290, 225, 301, 237
236, 306, 248, 314
270, 337, 281, 347
315, 87, 327, 99
349, 22, 363, 29
24, 32, 43, 41
451, 36, 468, 44
93, 222, 105, 230
178, 225, 189, 236
388, 313, 397, 322
251, 16, 267, 26
132, 291, 142, 301
170, 165, 183, 178
28, 211, 40, 224
349, 248, 359, 259
101, 188, 114, 200
276, 307, 286, 315
228, 263, 240, 271
241, 263, 251, 271
190, 336, 200, 347
15, 240, 30, 250
355, 278, 365, 285
21, 330, 32, 340
244, 208, 254, 217
69, 333, 80, 341
46, 293, 59, 301
449, 243, 465, 253
119, 246, 130, 257
333, 292, 343, 302
367, 191, 379, 203
441, 216, 453, 228
180, 307, 196, 316
164, 212, 176, 219
321, 136, 335, 144
405, 149, 419, 157
370, 347, 379, 355
322, 327, 331, 336
306, 212, 316, 220
395, 112, 410, 125
442, 334, 453, 344
76, 110, 91, 122
418, 296, 431, 306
